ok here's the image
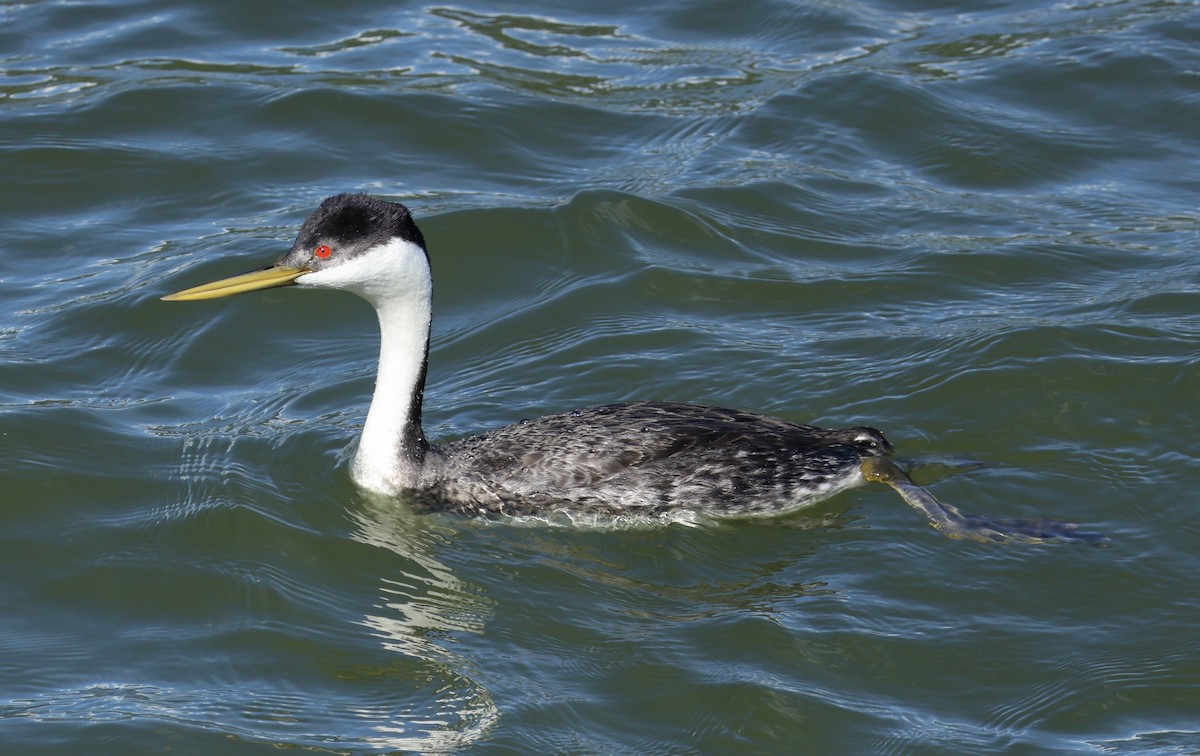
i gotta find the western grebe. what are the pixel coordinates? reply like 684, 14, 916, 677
163, 193, 1104, 544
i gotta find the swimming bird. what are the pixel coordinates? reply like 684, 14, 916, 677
163, 193, 1104, 543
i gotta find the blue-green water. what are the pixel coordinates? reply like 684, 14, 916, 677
3, 0, 1199, 752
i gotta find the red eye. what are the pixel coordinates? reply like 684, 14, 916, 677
315, 245, 332, 259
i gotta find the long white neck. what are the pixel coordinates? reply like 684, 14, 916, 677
352, 290, 432, 494
297, 237, 433, 495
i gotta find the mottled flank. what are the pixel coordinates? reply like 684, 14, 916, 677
411, 401, 892, 518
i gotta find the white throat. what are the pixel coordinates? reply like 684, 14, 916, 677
298, 236, 433, 495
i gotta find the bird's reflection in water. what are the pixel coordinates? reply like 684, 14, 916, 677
344, 495, 499, 750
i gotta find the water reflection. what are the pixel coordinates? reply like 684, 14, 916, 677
345, 495, 499, 750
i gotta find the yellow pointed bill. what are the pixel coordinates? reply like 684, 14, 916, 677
161, 265, 309, 301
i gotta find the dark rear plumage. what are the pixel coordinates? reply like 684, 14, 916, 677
416, 401, 892, 518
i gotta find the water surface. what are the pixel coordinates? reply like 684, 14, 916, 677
2, 0, 1199, 752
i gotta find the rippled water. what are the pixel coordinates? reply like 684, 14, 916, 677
3, 0, 1199, 752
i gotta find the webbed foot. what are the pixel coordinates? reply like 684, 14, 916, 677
947, 513, 1109, 545
860, 457, 1108, 546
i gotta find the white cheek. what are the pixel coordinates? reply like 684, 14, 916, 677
295, 238, 430, 302
297, 255, 377, 290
